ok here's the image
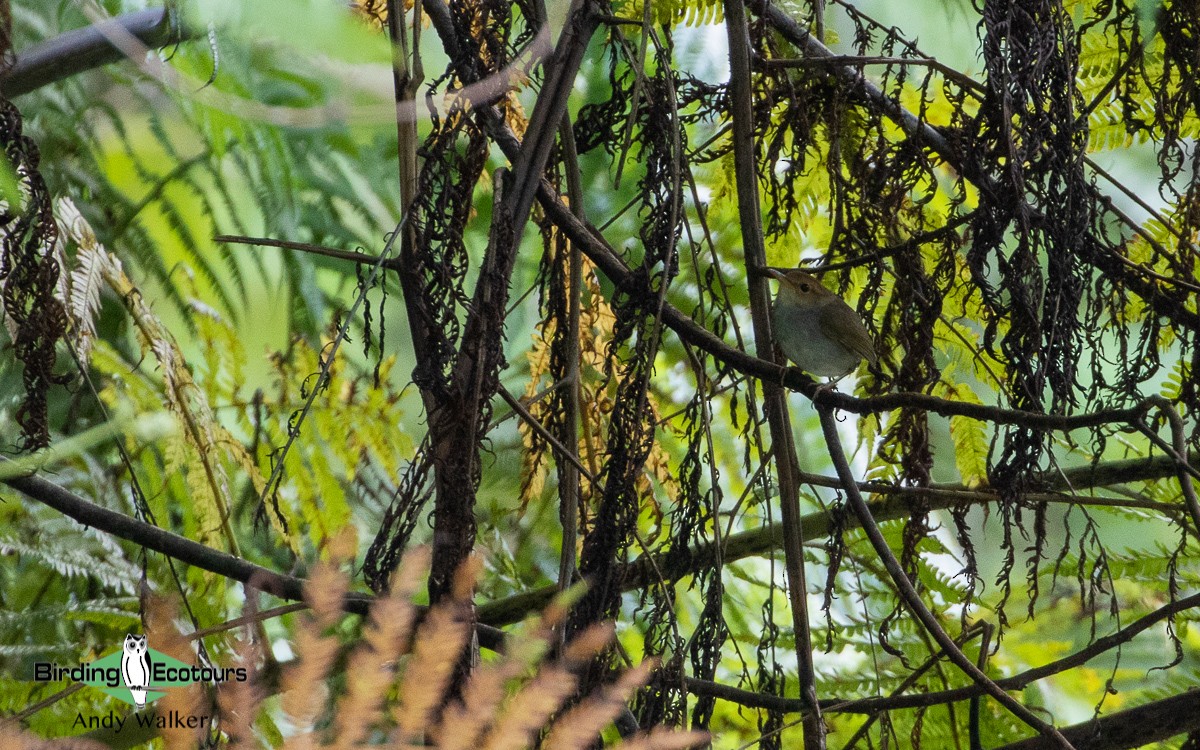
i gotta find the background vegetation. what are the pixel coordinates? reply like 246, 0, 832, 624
1, 0, 1198, 748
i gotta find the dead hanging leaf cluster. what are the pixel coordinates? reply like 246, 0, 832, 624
0, 97, 69, 450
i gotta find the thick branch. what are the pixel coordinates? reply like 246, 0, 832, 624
478, 447, 1195, 625
994, 689, 1200, 750
1, 458, 316, 604
3, 9, 182, 97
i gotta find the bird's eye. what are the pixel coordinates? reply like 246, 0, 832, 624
799, 283, 810, 292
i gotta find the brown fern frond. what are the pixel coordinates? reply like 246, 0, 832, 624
281, 609, 340, 739
303, 562, 349, 630
365, 543, 429, 660
147, 598, 210, 750
328, 647, 392, 746
328, 551, 427, 749
0, 549, 703, 750
392, 570, 475, 739
560, 622, 616, 665
215, 636, 261, 750
451, 554, 483, 599
611, 728, 711, 750
433, 629, 549, 750
542, 659, 657, 750
433, 613, 555, 750
479, 664, 580, 750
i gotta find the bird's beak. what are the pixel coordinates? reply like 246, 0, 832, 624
762, 267, 786, 281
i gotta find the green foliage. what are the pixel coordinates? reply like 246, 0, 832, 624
3, 0, 1199, 747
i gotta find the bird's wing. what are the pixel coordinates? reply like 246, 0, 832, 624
820, 303, 878, 365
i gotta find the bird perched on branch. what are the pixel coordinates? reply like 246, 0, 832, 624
766, 268, 877, 379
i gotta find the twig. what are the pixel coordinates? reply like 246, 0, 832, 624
815, 404, 1076, 749
968, 622, 994, 750
1141, 396, 1200, 537
557, 109, 586, 595
497, 384, 596, 483
215, 234, 401, 270
764, 55, 983, 93
842, 623, 986, 749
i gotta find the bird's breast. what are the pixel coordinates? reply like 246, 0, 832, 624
772, 298, 866, 377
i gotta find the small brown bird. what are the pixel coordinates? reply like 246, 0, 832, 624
766, 268, 877, 378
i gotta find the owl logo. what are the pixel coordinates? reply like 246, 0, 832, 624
120, 634, 152, 710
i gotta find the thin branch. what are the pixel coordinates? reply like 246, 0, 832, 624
808, 211, 978, 273
253, 214, 407, 517
536, 179, 1167, 430
815, 404, 1076, 749
611, 0, 652, 190
764, 55, 984, 94
556, 110, 586, 595
0, 458, 506, 652
842, 623, 986, 749
214, 234, 401, 271
722, 0, 826, 746
1082, 157, 1200, 264
498, 384, 595, 483
189, 602, 308, 640
968, 623, 993, 750
9, 683, 86, 724
1142, 395, 1200, 536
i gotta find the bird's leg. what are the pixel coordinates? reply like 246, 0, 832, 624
813, 376, 843, 401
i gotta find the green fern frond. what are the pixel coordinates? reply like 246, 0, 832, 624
0, 537, 140, 592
